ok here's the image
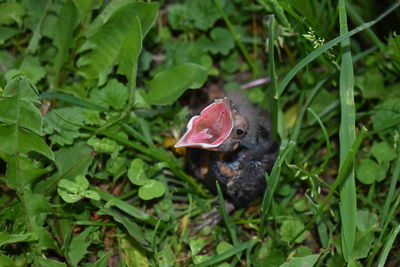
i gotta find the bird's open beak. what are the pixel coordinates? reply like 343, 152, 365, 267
174, 98, 234, 150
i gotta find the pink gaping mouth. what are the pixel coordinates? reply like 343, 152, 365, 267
175, 98, 233, 149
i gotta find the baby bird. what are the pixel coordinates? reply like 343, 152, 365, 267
175, 91, 278, 208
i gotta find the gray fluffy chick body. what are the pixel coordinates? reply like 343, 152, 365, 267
185, 90, 278, 207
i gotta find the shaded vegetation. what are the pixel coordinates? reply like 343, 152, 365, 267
0, 0, 400, 266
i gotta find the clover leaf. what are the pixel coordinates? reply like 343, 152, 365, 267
128, 158, 148, 186
138, 180, 165, 200
58, 175, 100, 203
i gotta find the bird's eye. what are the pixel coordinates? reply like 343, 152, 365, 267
236, 129, 245, 135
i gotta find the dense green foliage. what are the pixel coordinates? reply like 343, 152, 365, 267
0, 0, 399, 266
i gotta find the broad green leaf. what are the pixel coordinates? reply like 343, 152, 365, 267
76, 175, 90, 190
84, 110, 103, 125
167, 4, 190, 31
89, 79, 129, 110
295, 246, 313, 257
157, 246, 175, 267
371, 141, 396, 163
197, 27, 234, 55
120, 238, 150, 267
58, 179, 82, 194
0, 232, 38, 247
154, 198, 173, 222
58, 175, 99, 203
356, 210, 379, 232
77, 2, 158, 84
0, 253, 15, 267
164, 40, 213, 70
216, 241, 233, 254
58, 178, 83, 203
87, 136, 123, 154
5, 155, 52, 190
0, 51, 16, 71
45, 107, 86, 146
73, 0, 102, 21
0, 2, 25, 26
52, 1, 79, 79
261, 250, 286, 267
371, 98, 400, 131
128, 158, 148, 186
189, 238, 206, 255
19, 191, 56, 251
138, 180, 165, 200
187, 0, 221, 30
279, 254, 320, 267
57, 190, 82, 203
220, 51, 240, 73
82, 0, 157, 38
280, 220, 307, 243
193, 255, 212, 265
82, 190, 101, 201
351, 230, 374, 260
117, 16, 142, 86
168, 0, 221, 31
355, 158, 387, 184
106, 156, 126, 176
34, 142, 93, 194
133, 88, 151, 109
356, 68, 385, 99
0, 77, 53, 161
67, 226, 97, 267
144, 63, 208, 105
293, 198, 308, 212
0, 26, 18, 45
21, 0, 49, 53
5, 58, 46, 85
101, 207, 150, 248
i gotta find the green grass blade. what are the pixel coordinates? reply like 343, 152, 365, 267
307, 195, 330, 248
307, 108, 332, 175
275, 2, 400, 98
41, 92, 108, 112
192, 241, 252, 267
101, 207, 151, 249
215, 181, 240, 261
287, 46, 376, 162
290, 127, 368, 244
259, 142, 295, 238
91, 186, 157, 225
286, 74, 332, 162
368, 191, 400, 267
257, 0, 291, 29
267, 15, 281, 141
338, 0, 357, 261
381, 151, 400, 223
376, 224, 400, 267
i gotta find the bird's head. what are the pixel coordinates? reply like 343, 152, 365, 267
175, 97, 248, 151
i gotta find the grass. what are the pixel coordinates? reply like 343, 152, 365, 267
338, 0, 357, 261
0, 0, 399, 266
